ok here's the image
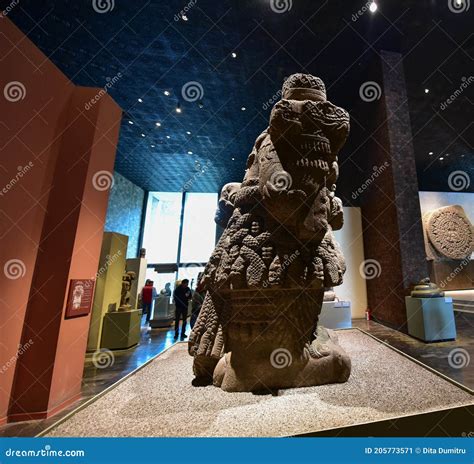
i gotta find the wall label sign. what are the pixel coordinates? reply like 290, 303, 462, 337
65, 279, 95, 319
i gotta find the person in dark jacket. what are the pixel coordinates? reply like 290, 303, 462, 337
173, 279, 192, 341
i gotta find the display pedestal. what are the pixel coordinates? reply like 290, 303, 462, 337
405, 296, 456, 342
150, 296, 174, 328
318, 301, 352, 329
87, 232, 128, 352
101, 309, 141, 350
126, 257, 147, 308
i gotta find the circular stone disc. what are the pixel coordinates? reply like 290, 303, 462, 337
427, 208, 473, 260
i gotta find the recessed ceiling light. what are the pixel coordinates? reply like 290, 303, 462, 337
439, 157, 444, 160
141, 133, 146, 137
176, 107, 182, 114
369, 1, 377, 13
424, 89, 429, 94
186, 131, 191, 135
429, 151, 433, 155
164, 90, 170, 96
151, 144, 155, 148
445, 153, 449, 156
232, 157, 235, 161
241, 107, 246, 111
128, 120, 134, 125
156, 122, 161, 127
138, 98, 143, 103
166, 135, 171, 139
188, 151, 193, 154
182, 14, 188, 21
231, 52, 237, 58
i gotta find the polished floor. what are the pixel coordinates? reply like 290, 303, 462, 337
1, 311, 472, 437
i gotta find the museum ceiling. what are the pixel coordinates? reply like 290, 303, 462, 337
6, 0, 473, 198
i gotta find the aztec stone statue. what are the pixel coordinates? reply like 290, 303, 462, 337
188, 73, 351, 392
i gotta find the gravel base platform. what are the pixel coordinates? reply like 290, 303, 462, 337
45, 330, 473, 437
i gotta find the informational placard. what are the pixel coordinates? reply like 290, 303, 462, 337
65, 279, 95, 319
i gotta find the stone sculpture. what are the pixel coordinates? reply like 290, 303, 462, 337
118, 271, 136, 311
410, 278, 444, 298
188, 74, 351, 392
423, 205, 473, 261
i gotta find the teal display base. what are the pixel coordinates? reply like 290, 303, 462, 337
101, 309, 141, 350
318, 300, 352, 329
405, 296, 456, 342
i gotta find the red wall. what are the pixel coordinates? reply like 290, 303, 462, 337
0, 18, 122, 423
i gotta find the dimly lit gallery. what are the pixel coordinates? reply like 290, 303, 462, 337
0, 0, 473, 453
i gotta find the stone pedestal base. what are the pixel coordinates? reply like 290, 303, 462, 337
213, 329, 351, 392
101, 309, 141, 350
149, 296, 174, 328
405, 296, 456, 342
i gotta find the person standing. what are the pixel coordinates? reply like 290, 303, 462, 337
141, 280, 157, 324
173, 279, 192, 341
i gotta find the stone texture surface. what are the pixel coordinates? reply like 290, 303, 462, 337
45, 330, 473, 438
359, 51, 428, 330
104, 172, 145, 259
189, 74, 351, 391
424, 205, 473, 261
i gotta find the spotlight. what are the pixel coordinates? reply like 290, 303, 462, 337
182, 14, 188, 21
156, 122, 161, 127
439, 157, 444, 161
138, 98, 143, 103
369, 1, 377, 13
151, 144, 155, 148
232, 157, 235, 161
128, 120, 134, 125
428, 152, 433, 155
231, 52, 237, 58
186, 131, 192, 135
424, 88, 429, 94
176, 102, 182, 114
241, 106, 246, 111
141, 133, 146, 137
166, 135, 171, 139
164, 90, 171, 96
188, 151, 193, 154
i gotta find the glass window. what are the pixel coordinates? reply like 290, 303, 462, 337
145, 268, 176, 296
142, 192, 182, 264
180, 192, 218, 263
